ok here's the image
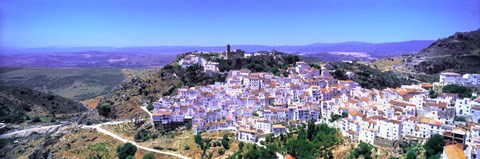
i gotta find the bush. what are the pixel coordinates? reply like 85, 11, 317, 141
31, 116, 41, 122
166, 147, 178, 151
96, 105, 111, 117
142, 153, 155, 159
184, 145, 190, 150
147, 103, 154, 111
153, 146, 164, 150
134, 129, 151, 142
117, 142, 137, 159
218, 148, 225, 155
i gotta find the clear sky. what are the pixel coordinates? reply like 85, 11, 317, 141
1, 0, 479, 47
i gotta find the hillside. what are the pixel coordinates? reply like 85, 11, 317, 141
95, 51, 301, 120
407, 29, 480, 74
325, 62, 416, 90
0, 67, 125, 101
0, 84, 87, 124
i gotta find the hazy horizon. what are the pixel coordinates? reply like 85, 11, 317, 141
1, 0, 479, 47
1, 40, 437, 49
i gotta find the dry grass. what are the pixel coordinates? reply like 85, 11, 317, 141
370, 56, 405, 72
81, 96, 103, 109
101, 122, 137, 141
50, 128, 179, 159
101, 122, 241, 158
138, 129, 240, 159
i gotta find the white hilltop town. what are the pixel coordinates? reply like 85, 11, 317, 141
144, 45, 480, 159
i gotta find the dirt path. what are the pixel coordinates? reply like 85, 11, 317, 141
83, 121, 190, 159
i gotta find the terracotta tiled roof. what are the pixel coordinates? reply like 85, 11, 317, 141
443, 144, 466, 159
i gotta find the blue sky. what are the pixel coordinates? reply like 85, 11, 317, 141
1, 0, 479, 47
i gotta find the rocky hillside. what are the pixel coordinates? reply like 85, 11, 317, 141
0, 84, 87, 124
407, 29, 480, 74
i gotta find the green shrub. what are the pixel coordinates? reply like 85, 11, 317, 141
96, 105, 111, 117
218, 148, 225, 155
147, 103, 154, 111
442, 84, 473, 98
117, 142, 137, 159
142, 152, 155, 159
454, 116, 467, 122
32, 116, 41, 122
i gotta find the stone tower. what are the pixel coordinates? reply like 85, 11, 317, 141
226, 43, 231, 59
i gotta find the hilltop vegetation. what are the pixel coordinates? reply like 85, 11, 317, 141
0, 84, 86, 124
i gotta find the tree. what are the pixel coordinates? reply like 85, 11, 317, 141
424, 134, 445, 158
348, 142, 374, 159
117, 142, 137, 159
194, 134, 202, 145
96, 105, 111, 117
218, 148, 225, 155
454, 116, 467, 122
329, 114, 342, 122
147, 103, 154, 111
184, 145, 190, 150
238, 142, 245, 150
223, 134, 230, 141
244, 144, 277, 159
332, 70, 348, 80
142, 152, 155, 159
307, 120, 316, 141
200, 138, 212, 158
264, 134, 275, 144
442, 84, 473, 98
222, 138, 230, 150
404, 143, 420, 159
185, 122, 192, 130
125, 156, 134, 159
428, 90, 438, 98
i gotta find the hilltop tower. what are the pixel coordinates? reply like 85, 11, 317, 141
226, 43, 231, 58
225, 43, 244, 59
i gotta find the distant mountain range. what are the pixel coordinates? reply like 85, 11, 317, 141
2, 40, 434, 58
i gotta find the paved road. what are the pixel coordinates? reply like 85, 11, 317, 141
83, 121, 190, 159
0, 124, 61, 138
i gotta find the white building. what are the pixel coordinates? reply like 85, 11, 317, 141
237, 128, 258, 142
